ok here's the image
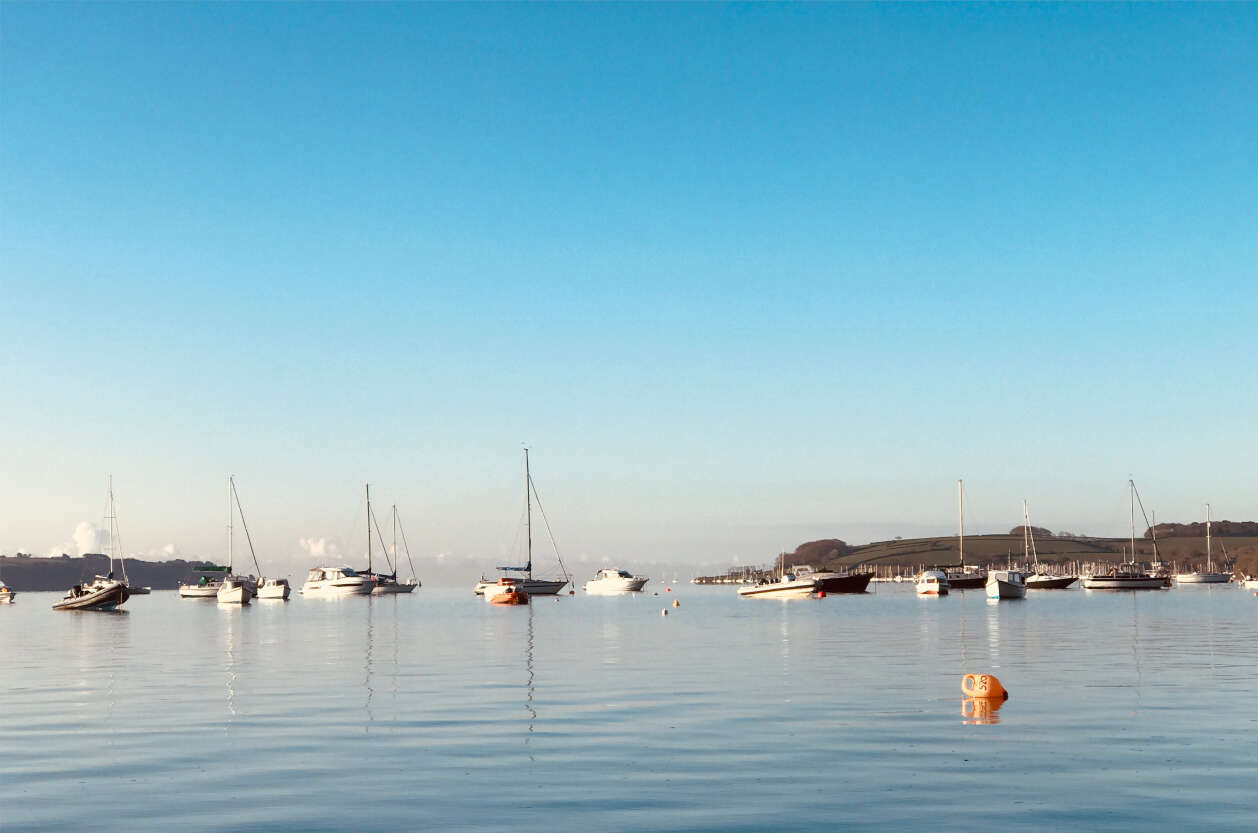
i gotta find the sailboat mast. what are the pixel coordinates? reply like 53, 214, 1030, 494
366, 484, 372, 575
1022, 501, 1030, 564
958, 479, 964, 567
1129, 479, 1136, 564
392, 504, 397, 572
1206, 503, 1212, 572
229, 476, 236, 572
525, 448, 533, 580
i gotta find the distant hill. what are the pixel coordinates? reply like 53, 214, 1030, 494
0, 554, 208, 591
1147, 521, 1258, 539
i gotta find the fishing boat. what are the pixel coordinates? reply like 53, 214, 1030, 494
986, 569, 1027, 599
487, 577, 530, 605
179, 565, 230, 598
583, 568, 649, 592
1175, 505, 1231, 584
915, 569, 950, 596
737, 570, 819, 598
1082, 481, 1167, 591
477, 450, 571, 598
256, 577, 291, 600
53, 478, 131, 611
791, 565, 873, 594
217, 477, 259, 605
1020, 501, 1078, 589
370, 502, 420, 595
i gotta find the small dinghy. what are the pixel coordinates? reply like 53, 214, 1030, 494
489, 579, 530, 605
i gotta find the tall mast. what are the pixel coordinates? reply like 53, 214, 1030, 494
228, 476, 234, 573
392, 504, 397, 575
1022, 500, 1030, 565
958, 479, 964, 567
525, 448, 533, 579
1129, 479, 1136, 564
1206, 503, 1212, 572
366, 484, 372, 575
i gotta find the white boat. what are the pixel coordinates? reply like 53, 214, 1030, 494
986, 569, 1027, 599
256, 577, 291, 600
916, 570, 950, 595
179, 565, 230, 598
0, 580, 13, 604
370, 503, 421, 595
217, 477, 257, 605
476, 450, 571, 597
737, 571, 819, 598
1175, 504, 1231, 584
1082, 481, 1168, 591
1241, 576, 1258, 590
583, 568, 649, 592
54, 478, 131, 611
300, 566, 375, 596
1020, 501, 1078, 589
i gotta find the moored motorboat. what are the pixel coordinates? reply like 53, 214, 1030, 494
1240, 576, 1258, 590
53, 574, 130, 611
300, 566, 375, 596
487, 578, 529, 604
0, 580, 14, 604
916, 570, 950, 596
256, 577, 291, 600
217, 575, 254, 605
737, 572, 819, 598
986, 569, 1027, 599
791, 565, 873, 594
583, 568, 649, 592
179, 565, 230, 598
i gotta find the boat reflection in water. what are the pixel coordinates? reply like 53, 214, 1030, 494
962, 696, 1006, 725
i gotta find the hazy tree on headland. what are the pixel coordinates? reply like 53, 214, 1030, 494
1146, 521, 1258, 539
1009, 525, 1053, 538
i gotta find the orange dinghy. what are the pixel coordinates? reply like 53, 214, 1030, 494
488, 578, 530, 605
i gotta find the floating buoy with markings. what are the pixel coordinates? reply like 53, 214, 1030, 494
962, 673, 1008, 701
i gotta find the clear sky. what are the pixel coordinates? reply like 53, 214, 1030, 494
3, 3, 1255, 583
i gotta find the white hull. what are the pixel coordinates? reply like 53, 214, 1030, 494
217, 581, 254, 605
301, 580, 375, 596
372, 581, 418, 595
986, 580, 1026, 599
916, 570, 950, 595
1175, 573, 1231, 584
257, 583, 290, 600
477, 578, 568, 597
1242, 578, 1258, 590
1082, 575, 1166, 590
179, 584, 222, 598
584, 576, 649, 593
737, 577, 818, 598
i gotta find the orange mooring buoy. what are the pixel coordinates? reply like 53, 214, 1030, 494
962, 673, 1009, 701
817, 590, 826, 598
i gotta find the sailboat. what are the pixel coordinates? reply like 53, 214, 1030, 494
476, 449, 571, 597
53, 477, 131, 611
300, 485, 376, 596
937, 480, 986, 589
1022, 501, 1078, 589
1082, 481, 1166, 590
370, 504, 420, 595
217, 477, 260, 605
1175, 504, 1231, 584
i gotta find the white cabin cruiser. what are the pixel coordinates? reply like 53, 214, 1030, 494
737, 572, 819, 598
916, 570, 950, 595
583, 568, 649, 592
986, 569, 1027, 599
0, 580, 14, 604
300, 566, 375, 596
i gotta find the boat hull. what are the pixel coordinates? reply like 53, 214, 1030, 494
1175, 573, 1231, 584
986, 579, 1027, 599
1082, 575, 1166, 590
179, 584, 222, 599
584, 578, 649, 592
737, 580, 818, 598
478, 578, 568, 596
301, 580, 375, 596
1026, 575, 1078, 590
257, 585, 290, 600
372, 581, 419, 595
945, 574, 987, 590
217, 582, 254, 605
811, 572, 873, 594
53, 580, 130, 611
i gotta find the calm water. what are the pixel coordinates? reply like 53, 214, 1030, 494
3, 583, 1255, 831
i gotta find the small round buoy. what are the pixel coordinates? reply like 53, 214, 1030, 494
569, 590, 574, 595
653, 592, 658, 596
817, 590, 826, 598
962, 673, 1009, 701
673, 599, 680, 607
661, 609, 668, 616
555, 598, 560, 602
666, 588, 671, 592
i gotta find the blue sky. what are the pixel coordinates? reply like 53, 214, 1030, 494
3, 4, 1255, 582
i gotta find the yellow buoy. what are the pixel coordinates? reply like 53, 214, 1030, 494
673, 599, 680, 607
962, 673, 1009, 701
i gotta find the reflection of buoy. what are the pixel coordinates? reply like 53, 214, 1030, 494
962, 697, 1005, 725
962, 673, 1009, 701
817, 590, 826, 598
673, 599, 679, 607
